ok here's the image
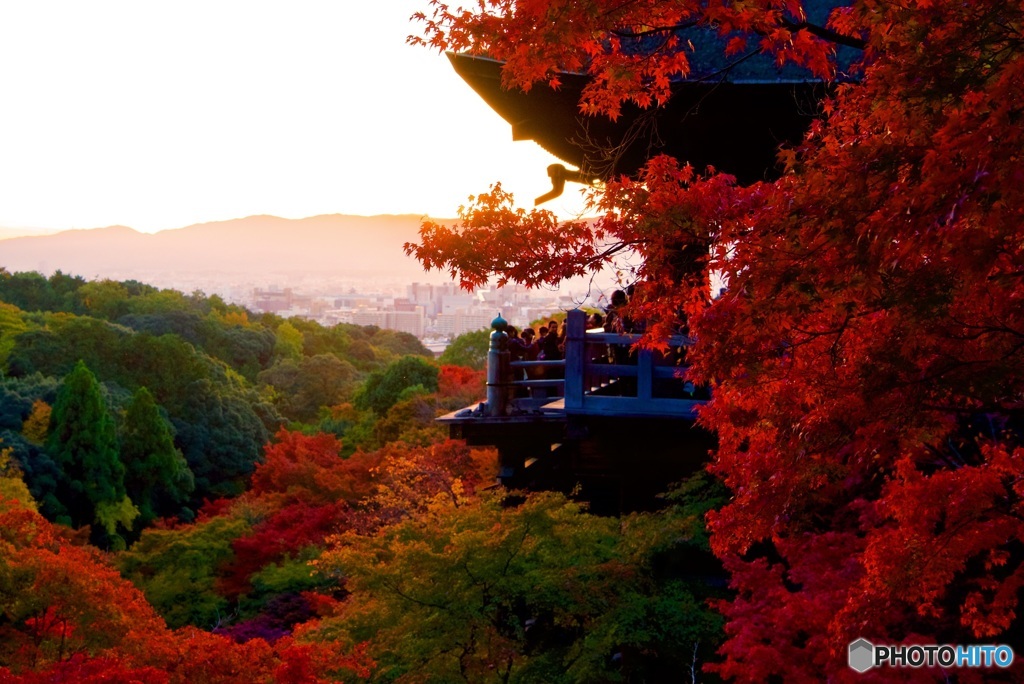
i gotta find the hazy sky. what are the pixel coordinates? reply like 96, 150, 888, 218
0, 1, 587, 232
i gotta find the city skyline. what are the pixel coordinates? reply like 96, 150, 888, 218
0, 212, 615, 341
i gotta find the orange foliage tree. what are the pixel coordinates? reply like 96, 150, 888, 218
436, 364, 486, 408
217, 430, 380, 599
0, 498, 373, 682
220, 431, 491, 609
407, 1, 1024, 680
0, 499, 168, 671
250, 429, 381, 508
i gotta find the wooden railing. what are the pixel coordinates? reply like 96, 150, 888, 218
487, 309, 705, 419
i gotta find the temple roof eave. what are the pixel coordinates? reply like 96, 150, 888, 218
448, 52, 827, 183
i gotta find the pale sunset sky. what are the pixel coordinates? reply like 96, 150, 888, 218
0, 1, 587, 233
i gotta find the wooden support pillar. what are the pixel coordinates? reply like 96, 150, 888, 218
637, 348, 653, 402
564, 309, 585, 410
497, 442, 542, 487
486, 313, 510, 417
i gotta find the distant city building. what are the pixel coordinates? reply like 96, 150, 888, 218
440, 293, 477, 314
407, 282, 460, 318
343, 306, 425, 338
392, 298, 420, 313
435, 311, 492, 338
252, 287, 313, 314
245, 281, 585, 341
386, 309, 426, 338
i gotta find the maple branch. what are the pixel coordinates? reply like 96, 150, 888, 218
501, 522, 531, 578
890, 340, 1024, 394
918, 401, 1024, 420
777, 18, 867, 50
381, 579, 450, 610
996, 507, 1024, 523
610, 21, 701, 39
600, 0, 647, 20
594, 238, 644, 263
788, 307, 880, 340
828, 313, 852, 368
944, 316, 1024, 341
460, 559, 483, 587
457, 638, 474, 683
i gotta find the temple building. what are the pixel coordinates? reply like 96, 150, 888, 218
439, 2, 858, 511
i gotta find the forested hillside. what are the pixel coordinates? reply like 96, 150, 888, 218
0, 270, 433, 539
0, 269, 721, 682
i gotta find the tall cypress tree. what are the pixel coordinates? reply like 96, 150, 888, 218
48, 360, 136, 544
121, 386, 194, 525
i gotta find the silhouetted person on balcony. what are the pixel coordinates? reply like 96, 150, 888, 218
519, 327, 540, 379
509, 326, 529, 367
604, 290, 633, 366
506, 326, 521, 358
604, 290, 627, 334
541, 321, 563, 362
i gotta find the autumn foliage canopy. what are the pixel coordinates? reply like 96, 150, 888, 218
407, 0, 1024, 680
0, 497, 373, 683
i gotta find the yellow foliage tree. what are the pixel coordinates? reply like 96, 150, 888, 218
0, 446, 38, 511
21, 399, 51, 445
274, 321, 304, 360
222, 310, 250, 327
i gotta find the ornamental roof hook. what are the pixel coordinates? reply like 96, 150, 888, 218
534, 164, 597, 205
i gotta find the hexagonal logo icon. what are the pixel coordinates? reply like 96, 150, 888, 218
848, 638, 875, 673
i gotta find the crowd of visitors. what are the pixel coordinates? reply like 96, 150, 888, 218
505, 289, 641, 398
502, 286, 700, 401
497, 286, 704, 403
508, 319, 570, 364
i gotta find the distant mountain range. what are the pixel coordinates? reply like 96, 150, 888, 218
0, 214, 454, 285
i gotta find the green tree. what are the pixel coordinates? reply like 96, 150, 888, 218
120, 387, 195, 526
286, 317, 352, 358
353, 355, 439, 415
0, 270, 84, 313
6, 313, 131, 380
369, 328, 433, 359
47, 360, 135, 545
125, 288, 195, 315
78, 279, 132, 320
198, 319, 276, 380
0, 270, 56, 312
172, 378, 274, 499
0, 302, 28, 370
47, 270, 88, 312
317, 489, 723, 683
372, 393, 445, 447
257, 353, 359, 423
116, 514, 251, 629
438, 327, 490, 370
274, 321, 304, 361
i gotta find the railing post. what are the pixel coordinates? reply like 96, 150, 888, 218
637, 347, 653, 402
564, 309, 585, 410
486, 313, 510, 417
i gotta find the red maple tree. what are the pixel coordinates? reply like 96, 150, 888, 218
0, 497, 374, 682
407, 1, 1024, 679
